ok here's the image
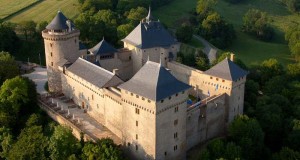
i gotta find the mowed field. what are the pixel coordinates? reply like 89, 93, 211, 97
8, 0, 80, 23
0, 0, 38, 19
154, 0, 298, 66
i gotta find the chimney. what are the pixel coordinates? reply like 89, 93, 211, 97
66, 20, 72, 32
113, 69, 119, 75
230, 53, 235, 61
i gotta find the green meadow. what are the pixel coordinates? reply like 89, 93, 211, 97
154, 0, 299, 66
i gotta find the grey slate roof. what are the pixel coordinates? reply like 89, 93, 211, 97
79, 42, 87, 50
46, 11, 69, 30
89, 38, 117, 55
205, 58, 248, 81
122, 21, 177, 49
67, 58, 123, 88
119, 61, 191, 101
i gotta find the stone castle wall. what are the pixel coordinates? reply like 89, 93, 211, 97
124, 42, 180, 74
186, 93, 226, 150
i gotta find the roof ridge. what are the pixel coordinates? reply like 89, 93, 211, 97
78, 57, 115, 76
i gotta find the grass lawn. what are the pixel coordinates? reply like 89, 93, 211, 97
153, 0, 197, 27
154, 0, 298, 66
0, 0, 38, 19
8, 0, 79, 23
187, 37, 204, 48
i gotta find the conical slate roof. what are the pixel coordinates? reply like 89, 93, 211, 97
89, 38, 117, 55
46, 11, 69, 30
205, 58, 248, 81
119, 61, 191, 101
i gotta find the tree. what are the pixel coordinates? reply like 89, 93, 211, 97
229, 115, 265, 159
200, 12, 236, 49
260, 58, 284, 84
176, 24, 194, 43
273, 147, 300, 160
0, 76, 28, 113
196, 0, 216, 20
81, 138, 122, 160
48, 125, 80, 160
280, 0, 300, 13
8, 125, 48, 160
117, 23, 135, 39
242, 9, 274, 41
18, 21, 37, 41
224, 0, 246, 4
126, 7, 148, 25
0, 52, 19, 84
0, 127, 13, 159
117, 0, 150, 12
195, 57, 209, 70
0, 23, 20, 53
287, 63, 300, 78
37, 21, 48, 33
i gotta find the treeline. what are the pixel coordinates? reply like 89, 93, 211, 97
194, 56, 300, 159
75, 0, 174, 47
0, 51, 124, 160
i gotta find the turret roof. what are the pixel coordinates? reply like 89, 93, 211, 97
204, 58, 248, 81
89, 38, 117, 55
46, 11, 71, 30
119, 61, 191, 101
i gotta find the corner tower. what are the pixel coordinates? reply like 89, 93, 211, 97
119, 61, 191, 160
42, 11, 80, 93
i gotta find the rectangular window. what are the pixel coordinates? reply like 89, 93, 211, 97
135, 108, 140, 114
136, 145, 138, 151
51, 62, 53, 66
174, 132, 178, 139
175, 107, 179, 113
50, 52, 53, 57
174, 119, 178, 126
136, 134, 138, 140
165, 152, 167, 156
174, 145, 177, 151
136, 121, 138, 126
92, 95, 94, 100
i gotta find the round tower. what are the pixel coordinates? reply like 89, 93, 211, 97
42, 11, 80, 93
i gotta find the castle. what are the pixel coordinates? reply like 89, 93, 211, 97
42, 10, 248, 160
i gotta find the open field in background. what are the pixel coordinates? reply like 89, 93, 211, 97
0, 0, 38, 19
8, 0, 79, 23
153, 0, 197, 27
154, 0, 298, 66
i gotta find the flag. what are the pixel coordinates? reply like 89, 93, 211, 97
215, 84, 218, 91
208, 90, 210, 97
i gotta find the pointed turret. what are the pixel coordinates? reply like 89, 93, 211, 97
146, 6, 154, 22
46, 11, 69, 30
205, 58, 248, 81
